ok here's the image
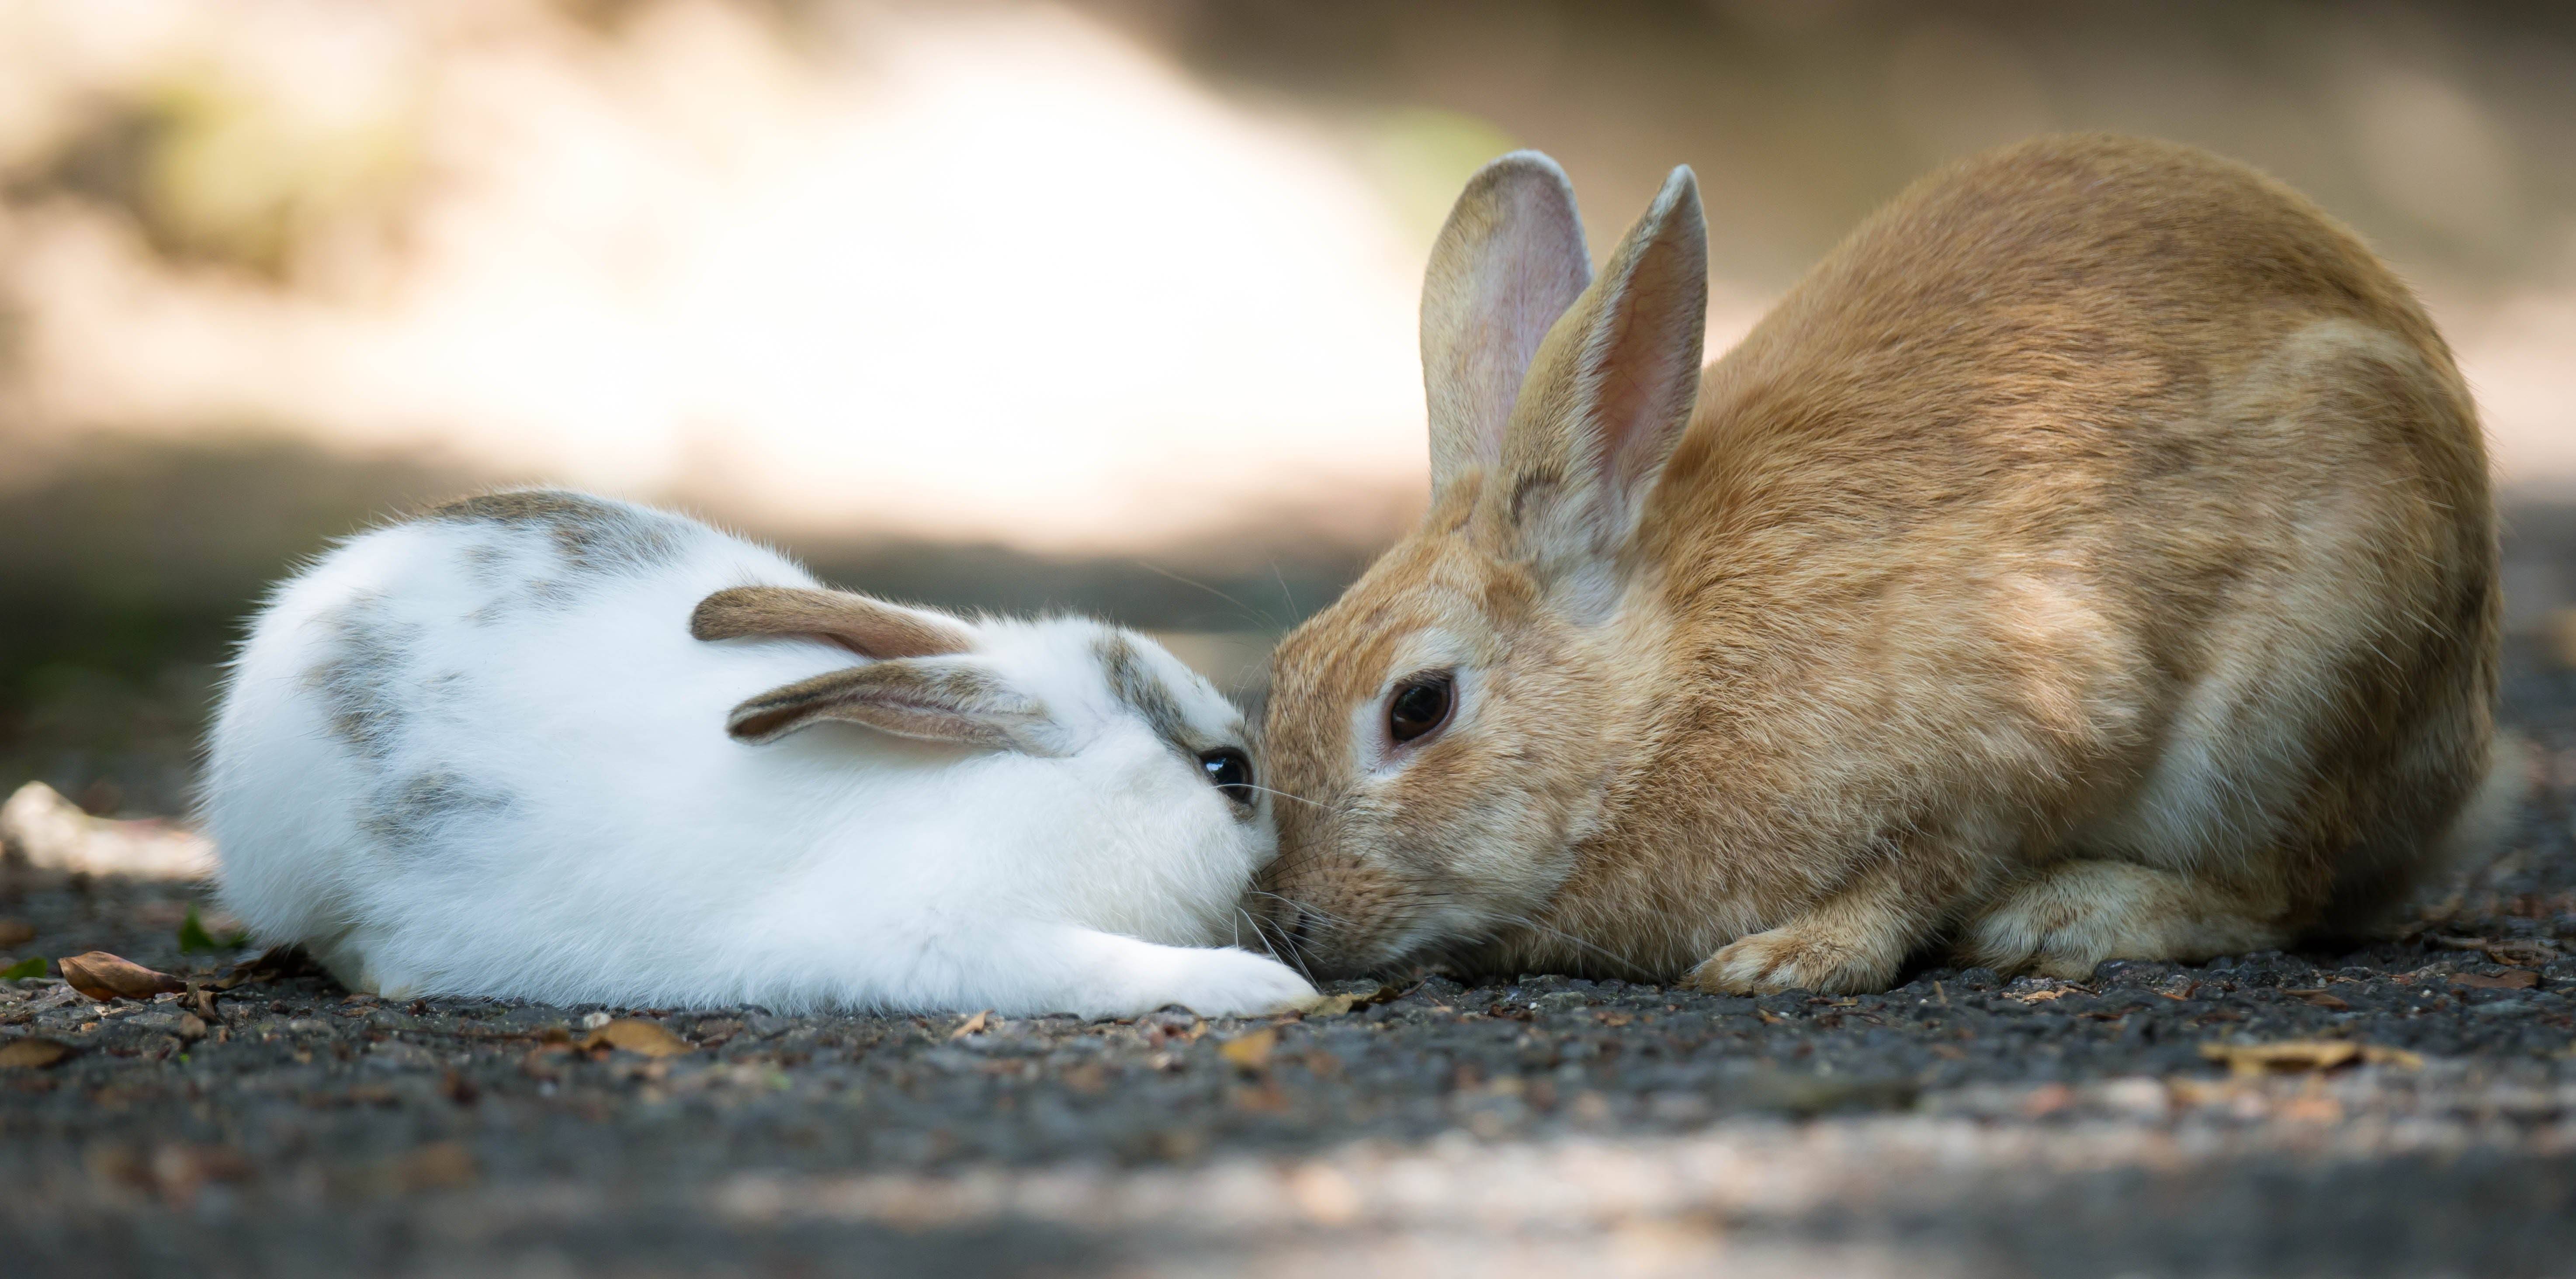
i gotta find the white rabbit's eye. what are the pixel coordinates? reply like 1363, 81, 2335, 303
1199, 749, 1256, 804
1387, 672, 1455, 745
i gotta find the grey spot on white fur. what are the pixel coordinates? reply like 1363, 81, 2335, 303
425, 490, 687, 577
460, 542, 510, 586
429, 491, 682, 623
1096, 633, 1207, 760
361, 770, 514, 859
303, 592, 418, 763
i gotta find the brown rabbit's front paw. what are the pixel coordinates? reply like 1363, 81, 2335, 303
1685, 923, 1901, 996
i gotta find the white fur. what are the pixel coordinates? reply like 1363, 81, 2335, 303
202, 494, 1315, 1017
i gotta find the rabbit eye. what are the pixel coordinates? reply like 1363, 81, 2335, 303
1199, 749, 1256, 803
1387, 672, 1455, 745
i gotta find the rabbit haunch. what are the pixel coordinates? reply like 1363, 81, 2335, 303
203, 491, 1315, 1016
1257, 135, 2504, 995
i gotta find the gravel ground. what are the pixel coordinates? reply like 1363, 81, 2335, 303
3, 643, 2574, 1277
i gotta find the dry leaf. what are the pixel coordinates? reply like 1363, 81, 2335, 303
1218, 1027, 1278, 1070
0, 1037, 71, 1068
2484, 941, 2559, 968
2199, 1040, 2423, 1078
578, 1019, 693, 1058
398, 1141, 478, 1191
2200, 1040, 2357, 1076
2452, 970, 2539, 991
2283, 988, 2353, 1010
211, 945, 322, 990
1230, 1081, 1289, 1112
0, 920, 34, 947
1304, 983, 1412, 1017
2010, 988, 2077, 1004
949, 1010, 992, 1040
57, 951, 185, 1002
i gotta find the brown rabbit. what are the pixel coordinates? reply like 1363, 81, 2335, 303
1255, 134, 2506, 994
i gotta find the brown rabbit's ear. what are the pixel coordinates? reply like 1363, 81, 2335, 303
724, 659, 1056, 753
1420, 151, 1594, 501
690, 586, 976, 659
1500, 165, 1706, 605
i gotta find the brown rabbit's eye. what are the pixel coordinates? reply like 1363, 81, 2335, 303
1387, 673, 1455, 744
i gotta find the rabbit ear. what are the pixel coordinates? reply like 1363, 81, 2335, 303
1498, 165, 1706, 606
724, 659, 1057, 752
1421, 151, 1593, 500
690, 586, 976, 659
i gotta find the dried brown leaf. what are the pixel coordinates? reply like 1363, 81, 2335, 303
398, 1141, 477, 1191
2010, 988, 2079, 1004
1230, 1080, 1288, 1111
57, 951, 185, 1002
2452, 970, 2539, 990
0, 920, 34, 947
2361, 1044, 2427, 1070
0, 1036, 71, 1068
2198, 1039, 2421, 1078
2283, 988, 2353, 1010
1218, 1027, 1277, 1071
2484, 941, 2559, 968
211, 944, 319, 990
949, 1009, 991, 1040
2200, 1040, 2358, 1076
578, 1019, 693, 1058
1305, 983, 1412, 1017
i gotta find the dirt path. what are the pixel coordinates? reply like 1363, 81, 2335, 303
4, 644, 2573, 1278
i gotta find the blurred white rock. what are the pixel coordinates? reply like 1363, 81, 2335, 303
0, 782, 214, 881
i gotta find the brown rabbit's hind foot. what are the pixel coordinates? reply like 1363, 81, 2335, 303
1960, 859, 2289, 980
1684, 916, 1911, 996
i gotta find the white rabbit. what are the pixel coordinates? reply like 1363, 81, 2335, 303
202, 490, 1317, 1017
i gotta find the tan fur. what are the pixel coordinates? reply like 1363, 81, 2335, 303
691, 585, 977, 659
1258, 135, 2500, 993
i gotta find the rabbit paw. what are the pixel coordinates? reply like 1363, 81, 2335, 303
1686, 921, 1902, 996
1960, 859, 2287, 979
1139, 947, 1321, 1018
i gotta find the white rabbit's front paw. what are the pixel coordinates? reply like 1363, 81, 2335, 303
1140, 947, 1319, 1018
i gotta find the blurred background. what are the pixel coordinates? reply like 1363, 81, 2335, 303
3, 0, 2573, 817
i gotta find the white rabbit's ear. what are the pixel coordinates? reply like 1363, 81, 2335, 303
691, 585, 975, 658
1499, 165, 1706, 607
725, 659, 1058, 753
1421, 151, 1593, 500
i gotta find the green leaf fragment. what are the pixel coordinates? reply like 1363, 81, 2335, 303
178, 906, 221, 953
0, 956, 45, 980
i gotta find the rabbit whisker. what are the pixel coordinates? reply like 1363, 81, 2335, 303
1134, 560, 1281, 633
1484, 912, 1658, 981
1244, 783, 1326, 810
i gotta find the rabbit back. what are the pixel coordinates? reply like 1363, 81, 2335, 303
1560, 137, 2498, 979
207, 494, 905, 1000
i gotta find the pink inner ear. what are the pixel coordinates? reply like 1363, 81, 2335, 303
1580, 168, 1706, 513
